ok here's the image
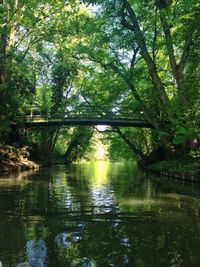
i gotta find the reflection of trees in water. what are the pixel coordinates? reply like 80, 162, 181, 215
0, 169, 38, 180
1, 163, 200, 266
50, 164, 200, 266
54, 221, 131, 266
16, 240, 47, 267
81, 222, 131, 266
42, 163, 200, 266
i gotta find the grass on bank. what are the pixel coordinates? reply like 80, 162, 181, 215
148, 154, 200, 180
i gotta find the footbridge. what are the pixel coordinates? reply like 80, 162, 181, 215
11, 114, 153, 128
11, 105, 154, 129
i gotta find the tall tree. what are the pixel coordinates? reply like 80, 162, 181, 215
81, 0, 200, 156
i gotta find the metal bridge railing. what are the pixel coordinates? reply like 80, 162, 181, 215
15, 104, 145, 121
14, 110, 143, 122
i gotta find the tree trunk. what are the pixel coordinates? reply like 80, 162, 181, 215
121, 0, 172, 119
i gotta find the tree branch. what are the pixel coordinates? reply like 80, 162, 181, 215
159, 9, 177, 77
178, 30, 193, 73
87, 54, 160, 129
19, 37, 42, 62
130, 46, 139, 69
152, 7, 158, 62
120, 0, 172, 117
159, 7, 190, 106
114, 127, 145, 159
121, 1, 135, 31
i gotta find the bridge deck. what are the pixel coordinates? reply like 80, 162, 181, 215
12, 117, 153, 128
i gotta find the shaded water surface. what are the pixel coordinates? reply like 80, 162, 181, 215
0, 162, 200, 267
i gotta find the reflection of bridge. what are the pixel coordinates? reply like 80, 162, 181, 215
11, 115, 153, 128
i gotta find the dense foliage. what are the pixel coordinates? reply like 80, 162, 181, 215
0, 0, 199, 164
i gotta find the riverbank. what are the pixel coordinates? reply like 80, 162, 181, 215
147, 156, 200, 183
0, 144, 39, 173
0, 158, 39, 173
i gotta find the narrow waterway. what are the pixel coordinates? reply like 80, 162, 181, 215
0, 162, 200, 267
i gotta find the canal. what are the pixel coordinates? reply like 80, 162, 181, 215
0, 162, 200, 266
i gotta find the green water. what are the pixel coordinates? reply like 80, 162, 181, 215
0, 161, 200, 267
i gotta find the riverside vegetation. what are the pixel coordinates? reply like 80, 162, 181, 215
0, 0, 199, 179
